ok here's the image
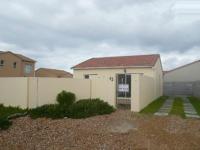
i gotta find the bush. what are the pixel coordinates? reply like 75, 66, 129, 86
0, 104, 25, 118
68, 99, 115, 119
28, 104, 66, 119
56, 91, 75, 108
0, 117, 12, 130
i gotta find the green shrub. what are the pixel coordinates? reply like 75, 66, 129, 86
0, 104, 25, 118
28, 104, 66, 119
68, 99, 115, 119
0, 117, 12, 130
56, 91, 75, 107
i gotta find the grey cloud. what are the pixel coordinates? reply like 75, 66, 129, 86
0, 0, 199, 71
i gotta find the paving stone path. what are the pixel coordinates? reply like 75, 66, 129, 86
183, 97, 200, 118
154, 98, 174, 116
155, 96, 200, 118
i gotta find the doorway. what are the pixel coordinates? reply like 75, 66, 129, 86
116, 74, 131, 105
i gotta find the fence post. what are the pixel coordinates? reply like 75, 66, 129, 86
27, 77, 30, 109
90, 79, 92, 99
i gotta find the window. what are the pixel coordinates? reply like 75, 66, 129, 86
84, 74, 89, 79
24, 64, 32, 74
13, 62, 17, 68
0, 60, 4, 67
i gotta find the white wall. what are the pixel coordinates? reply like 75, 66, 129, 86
36, 78, 91, 106
0, 78, 91, 108
91, 78, 116, 106
0, 77, 161, 112
0, 78, 28, 108
164, 61, 200, 82
131, 74, 156, 112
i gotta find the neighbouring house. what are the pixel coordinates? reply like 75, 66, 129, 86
72, 54, 163, 108
0, 51, 36, 77
164, 60, 200, 82
164, 60, 200, 96
35, 68, 73, 78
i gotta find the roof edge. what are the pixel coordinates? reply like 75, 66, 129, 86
71, 54, 160, 69
165, 59, 200, 74
73, 65, 153, 70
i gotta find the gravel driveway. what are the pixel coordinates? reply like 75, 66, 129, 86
0, 110, 200, 150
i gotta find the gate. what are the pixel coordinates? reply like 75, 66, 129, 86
116, 74, 131, 105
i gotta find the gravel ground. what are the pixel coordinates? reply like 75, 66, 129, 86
0, 110, 200, 150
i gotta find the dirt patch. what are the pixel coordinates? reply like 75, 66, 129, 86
0, 110, 200, 150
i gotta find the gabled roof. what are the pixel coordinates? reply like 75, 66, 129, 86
72, 54, 160, 69
36, 68, 73, 78
164, 59, 200, 74
0, 51, 36, 62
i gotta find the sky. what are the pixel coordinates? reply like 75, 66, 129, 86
0, 0, 200, 72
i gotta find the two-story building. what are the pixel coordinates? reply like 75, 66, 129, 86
0, 51, 36, 77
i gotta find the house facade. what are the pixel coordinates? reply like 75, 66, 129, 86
164, 60, 200, 82
0, 51, 36, 77
72, 54, 163, 106
164, 60, 200, 96
35, 68, 73, 78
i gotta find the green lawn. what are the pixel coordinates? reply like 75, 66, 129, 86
169, 97, 185, 118
188, 97, 200, 115
140, 96, 168, 114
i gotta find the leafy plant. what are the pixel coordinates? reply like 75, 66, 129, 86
0, 117, 12, 130
68, 98, 115, 119
28, 104, 65, 119
56, 91, 75, 108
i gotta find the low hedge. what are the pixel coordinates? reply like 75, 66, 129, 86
68, 99, 115, 119
28, 104, 65, 119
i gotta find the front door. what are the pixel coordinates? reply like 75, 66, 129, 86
117, 74, 131, 98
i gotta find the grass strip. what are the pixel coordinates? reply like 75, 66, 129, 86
188, 97, 200, 116
170, 97, 185, 118
140, 96, 168, 114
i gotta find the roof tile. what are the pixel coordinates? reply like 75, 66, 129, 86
72, 54, 160, 69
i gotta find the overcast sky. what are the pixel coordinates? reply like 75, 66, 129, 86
0, 0, 200, 72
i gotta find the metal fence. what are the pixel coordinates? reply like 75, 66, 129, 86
164, 81, 200, 97
193, 81, 200, 97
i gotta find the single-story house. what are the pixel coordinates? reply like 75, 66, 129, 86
35, 68, 73, 78
72, 54, 163, 108
164, 60, 200, 82
164, 60, 200, 96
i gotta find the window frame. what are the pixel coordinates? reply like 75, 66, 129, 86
24, 64, 32, 74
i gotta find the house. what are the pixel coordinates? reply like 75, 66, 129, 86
164, 60, 200, 82
35, 68, 73, 78
72, 54, 163, 107
0, 51, 36, 77
164, 60, 200, 96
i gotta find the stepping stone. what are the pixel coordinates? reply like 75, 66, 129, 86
186, 114, 200, 118
154, 112, 168, 116
183, 97, 200, 119
154, 98, 173, 116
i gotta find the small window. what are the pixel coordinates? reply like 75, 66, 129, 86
84, 74, 89, 79
13, 62, 17, 68
0, 60, 4, 66
24, 64, 32, 74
